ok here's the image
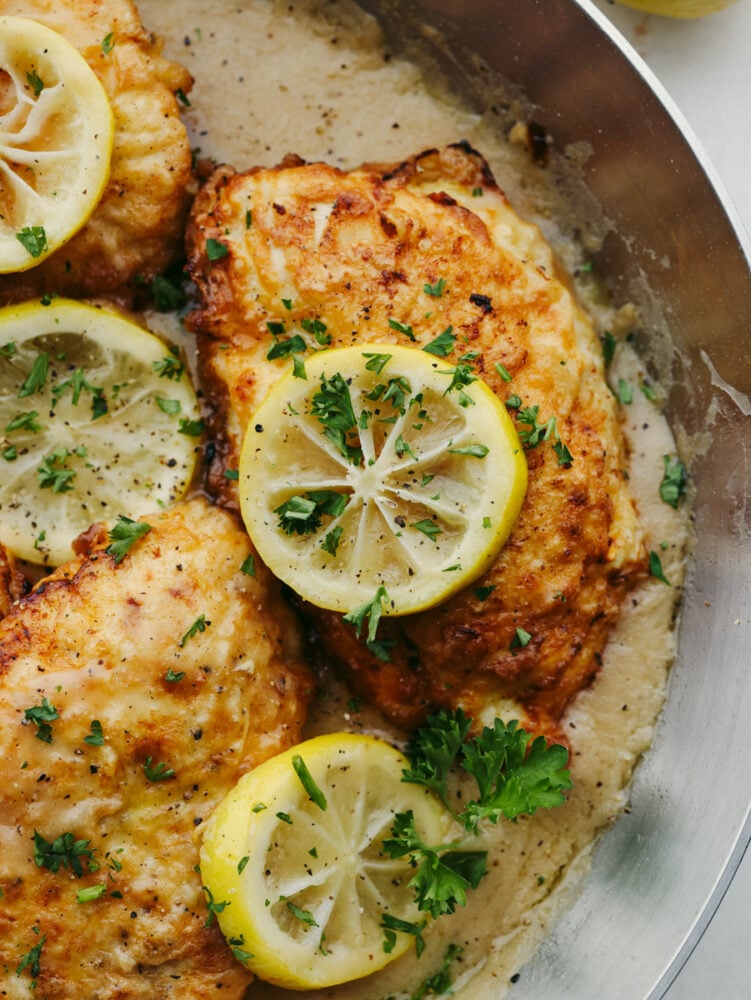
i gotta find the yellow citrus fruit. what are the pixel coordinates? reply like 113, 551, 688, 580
238, 344, 527, 615
0, 16, 114, 273
199, 732, 448, 990
0, 298, 201, 565
616, 0, 738, 16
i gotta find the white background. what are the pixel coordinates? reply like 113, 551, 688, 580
591, 4, 751, 998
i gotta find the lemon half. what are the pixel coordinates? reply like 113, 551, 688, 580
0, 16, 114, 273
199, 733, 448, 990
0, 299, 201, 565
238, 345, 527, 615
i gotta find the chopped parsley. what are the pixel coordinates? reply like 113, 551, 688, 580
447, 443, 488, 458
509, 626, 532, 650
16, 225, 48, 259
178, 417, 205, 436
381, 912, 428, 957
423, 277, 447, 298
292, 754, 328, 811
18, 352, 49, 397
151, 274, 187, 312
26, 69, 44, 96
83, 720, 104, 746
76, 883, 107, 904
423, 326, 456, 357
240, 553, 256, 576
105, 516, 151, 563
205, 237, 229, 261
275, 490, 348, 536
180, 614, 210, 646
101, 31, 115, 54
143, 757, 176, 782
33, 830, 99, 876
659, 454, 687, 509
601, 330, 617, 368
343, 585, 394, 662
648, 549, 671, 585
202, 885, 230, 926
16, 933, 46, 981
311, 372, 362, 465
23, 697, 59, 743
5, 410, 42, 433
165, 667, 185, 683
412, 518, 442, 543
152, 348, 185, 381
384, 710, 572, 919
388, 318, 416, 341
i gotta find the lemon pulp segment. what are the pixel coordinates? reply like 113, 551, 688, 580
238, 344, 527, 615
0, 299, 200, 565
0, 16, 114, 273
199, 733, 448, 989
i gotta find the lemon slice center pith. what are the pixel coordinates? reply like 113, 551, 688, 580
239, 344, 527, 615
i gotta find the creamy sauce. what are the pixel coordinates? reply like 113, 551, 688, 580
137, 1, 687, 996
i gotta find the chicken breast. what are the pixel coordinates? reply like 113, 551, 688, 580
0, 0, 193, 304
186, 143, 646, 734
0, 497, 312, 998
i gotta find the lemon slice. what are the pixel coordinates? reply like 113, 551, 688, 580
617, 0, 737, 14
199, 732, 448, 990
0, 298, 201, 565
0, 16, 114, 273
238, 344, 527, 615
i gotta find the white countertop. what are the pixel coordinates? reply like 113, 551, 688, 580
591, 4, 751, 998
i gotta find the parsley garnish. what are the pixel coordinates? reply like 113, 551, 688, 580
659, 455, 687, 509
165, 667, 185, 683
616, 378, 633, 405
156, 396, 181, 415
206, 237, 229, 261
300, 317, 331, 345
76, 883, 107, 903
105, 516, 151, 563
37, 447, 78, 493
423, 326, 456, 357
601, 330, 616, 368
321, 525, 343, 556
343, 585, 394, 662
410, 943, 464, 999
440, 358, 478, 407
384, 710, 572, 918
180, 614, 210, 646
152, 347, 185, 381
101, 31, 115, 54
16, 225, 48, 259
648, 549, 671, 585
83, 720, 104, 746
311, 372, 362, 465
143, 757, 176, 782
412, 518, 442, 543
285, 899, 318, 926
381, 912, 428, 957
275, 490, 348, 535
5, 410, 42, 433
26, 69, 44, 96
510, 626, 532, 650
494, 362, 512, 382
515, 404, 573, 466
240, 553, 256, 576
202, 885, 230, 926
18, 352, 49, 397
16, 933, 46, 980
292, 754, 328, 810
388, 318, 416, 341
362, 351, 392, 374
33, 830, 99, 876
423, 278, 447, 298
178, 417, 205, 436
152, 274, 187, 312
24, 697, 59, 743
447, 443, 488, 458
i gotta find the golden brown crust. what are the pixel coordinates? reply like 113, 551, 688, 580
0, 0, 194, 304
186, 143, 646, 734
0, 541, 26, 618
0, 498, 313, 997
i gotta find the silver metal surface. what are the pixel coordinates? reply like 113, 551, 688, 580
359, 1, 751, 997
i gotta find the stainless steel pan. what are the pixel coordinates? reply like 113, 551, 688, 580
358, 1, 751, 997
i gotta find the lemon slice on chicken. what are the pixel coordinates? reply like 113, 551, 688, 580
238, 344, 527, 615
0, 298, 200, 565
0, 16, 114, 273
199, 732, 449, 990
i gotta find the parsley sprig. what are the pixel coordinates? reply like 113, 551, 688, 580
385, 709, 572, 920
311, 372, 362, 465
33, 830, 99, 877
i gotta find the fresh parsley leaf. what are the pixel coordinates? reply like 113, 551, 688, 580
33, 830, 99, 877
178, 417, 205, 436
143, 757, 176, 782
616, 378, 633, 405
26, 69, 44, 96
300, 317, 331, 345
152, 348, 185, 381
101, 31, 115, 54
409, 943, 464, 1000
412, 518, 442, 543
601, 330, 616, 368
292, 754, 328, 810
151, 274, 187, 312
275, 491, 348, 536
381, 911, 428, 957
240, 554, 256, 576
423, 326, 456, 357
180, 614, 210, 646
648, 549, 671, 585
16, 225, 48, 259
202, 885, 230, 926
18, 352, 49, 397
509, 626, 532, 650
105, 516, 151, 563
285, 899, 318, 926
402, 707, 472, 811
362, 352, 392, 374
165, 667, 185, 683
343, 585, 394, 661
388, 318, 416, 341
76, 883, 107, 904
659, 455, 687, 509
24, 697, 59, 743
311, 372, 362, 465
494, 362, 512, 382
447, 443, 488, 458
15, 934, 46, 979
83, 720, 104, 746
5, 410, 42, 433
206, 237, 229, 261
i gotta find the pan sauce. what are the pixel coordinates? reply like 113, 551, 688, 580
139, 0, 687, 994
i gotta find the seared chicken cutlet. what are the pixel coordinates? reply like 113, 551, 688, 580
186, 143, 646, 734
0, 0, 193, 303
0, 541, 25, 617
0, 498, 312, 998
